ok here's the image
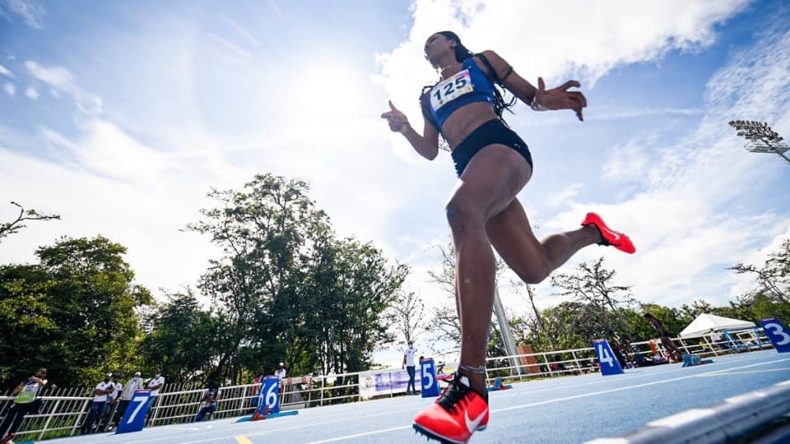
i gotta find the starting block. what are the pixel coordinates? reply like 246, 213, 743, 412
487, 376, 512, 392
236, 410, 299, 423
252, 410, 299, 421
682, 354, 713, 367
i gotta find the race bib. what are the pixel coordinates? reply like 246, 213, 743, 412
430, 70, 473, 110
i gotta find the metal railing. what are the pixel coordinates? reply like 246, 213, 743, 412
0, 329, 775, 442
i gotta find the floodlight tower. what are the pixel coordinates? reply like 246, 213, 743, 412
728, 120, 790, 165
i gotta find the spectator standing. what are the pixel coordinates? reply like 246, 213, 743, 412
274, 363, 287, 405
112, 371, 144, 428
402, 341, 416, 395
81, 373, 114, 434
147, 371, 165, 403
0, 368, 47, 444
145, 371, 166, 426
101, 374, 123, 431
274, 363, 286, 379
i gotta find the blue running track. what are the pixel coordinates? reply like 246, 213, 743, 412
38, 350, 790, 443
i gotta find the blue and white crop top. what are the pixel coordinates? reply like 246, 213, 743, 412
423, 56, 496, 130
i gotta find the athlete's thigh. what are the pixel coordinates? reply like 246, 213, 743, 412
449, 144, 531, 221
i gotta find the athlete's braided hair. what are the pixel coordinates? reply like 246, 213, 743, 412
420, 31, 516, 133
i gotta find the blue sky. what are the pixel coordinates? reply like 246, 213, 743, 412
2, 0, 789, 367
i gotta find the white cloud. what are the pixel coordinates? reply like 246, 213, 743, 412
590, 107, 705, 122
24, 86, 37, 100
24, 60, 102, 114
601, 132, 662, 184
0, 0, 44, 29
2, 82, 14, 97
546, 183, 584, 208
375, 0, 752, 127
0, 121, 240, 298
546, 23, 790, 308
0, 64, 14, 78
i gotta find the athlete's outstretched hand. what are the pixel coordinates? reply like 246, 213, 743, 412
381, 100, 410, 133
533, 77, 587, 121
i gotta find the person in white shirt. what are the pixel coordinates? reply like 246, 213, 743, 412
109, 375, 123, 402
145, 371, 166, 426
274, 363, 286, 379
402, 341, 417, 395
112, 371, 144, 428
81, 373, 115, 434
101, 374, 123, 431
273, 363, 288, 405
0, 368, 47, 443
147, 372, 166, 397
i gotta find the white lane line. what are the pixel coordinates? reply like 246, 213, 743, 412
305, 426, 412, 443
494, 357, 790, 413
299, 356, 790, 443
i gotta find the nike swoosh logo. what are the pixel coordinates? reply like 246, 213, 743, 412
465, 409, 486, 433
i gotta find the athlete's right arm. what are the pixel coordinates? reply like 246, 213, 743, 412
381, 100, 439, 160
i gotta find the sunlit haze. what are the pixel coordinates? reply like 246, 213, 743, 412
1, 0, 789, 368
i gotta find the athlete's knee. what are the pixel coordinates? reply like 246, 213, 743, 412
517, 260, 552, 284
445, 199, 485, 234
520, 269, 549, 285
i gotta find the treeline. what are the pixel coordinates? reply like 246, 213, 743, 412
420, 240, 790, 359
512, 248, 790, 354
0, 174, 408, 388
2, 174, 788, 389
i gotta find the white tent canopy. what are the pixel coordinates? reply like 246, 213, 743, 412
678, 313, 756, 338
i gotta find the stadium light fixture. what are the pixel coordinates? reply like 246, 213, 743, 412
728, 120, 790, 164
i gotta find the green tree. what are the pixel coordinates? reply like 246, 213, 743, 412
188, 174, 408, 381
188, 174, 332, 383
0, 236, 152, 387
318, 238, 408, 373
0, 265, 57, 386
532, 301, 598, 350
140, 289, 218, 384
511, 282, 556, 351
641, 304, 685, 337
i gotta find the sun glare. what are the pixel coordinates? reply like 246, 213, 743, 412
290, 60, 369, 121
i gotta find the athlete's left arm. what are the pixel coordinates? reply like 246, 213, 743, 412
479, 50, 587, 121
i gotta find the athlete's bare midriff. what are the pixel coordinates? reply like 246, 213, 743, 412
441, 101, 500, 151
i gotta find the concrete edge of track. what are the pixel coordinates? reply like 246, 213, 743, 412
584, 379, 790, 444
